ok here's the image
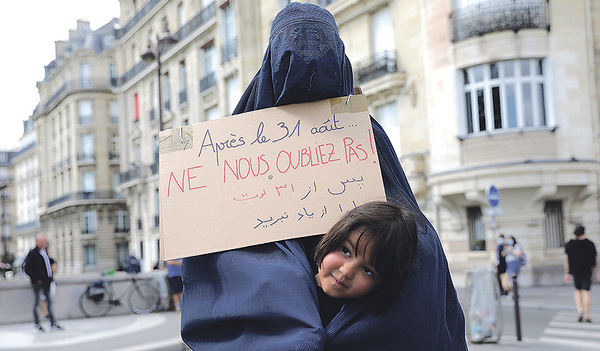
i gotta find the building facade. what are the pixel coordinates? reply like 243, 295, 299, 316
0, 149, 15, 263
12, 115, 40, 260
34, 19, 128, 275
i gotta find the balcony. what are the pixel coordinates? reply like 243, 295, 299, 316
221, 38, 238, 63
120, 165, 141, 183
199, 72, 217, 92
179, 90, 188, 105
47, 190, 125, 208
77, 153, 96, 163
354, 50, 397, 85
449, 0, 550, 42
109, 152, 120, 162
115, 226, 130, 234
14, 220, 40, 233
120, 60, 150, 86
43, 79, 113, 112
115, 0, 161, 39
173, 3, 216, 42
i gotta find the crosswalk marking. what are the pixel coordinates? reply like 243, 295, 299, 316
539, 311, 600, 350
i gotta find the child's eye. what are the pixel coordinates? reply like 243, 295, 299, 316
362, 267, 375, 277
341, 246, 351, 257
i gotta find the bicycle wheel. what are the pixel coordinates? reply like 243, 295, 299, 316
79, 287, 113, 318
128, 281, 159, 314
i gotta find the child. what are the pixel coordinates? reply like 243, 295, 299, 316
313, 201, 419, 325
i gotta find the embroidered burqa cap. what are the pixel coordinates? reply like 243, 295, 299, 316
181, 3, 466, 350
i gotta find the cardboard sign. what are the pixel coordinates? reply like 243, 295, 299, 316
159, 94, 385, 260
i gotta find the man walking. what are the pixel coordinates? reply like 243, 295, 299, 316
24, 234, 62, 331
564, 225, 599, 323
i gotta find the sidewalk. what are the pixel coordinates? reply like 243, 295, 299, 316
0, 310, 187, 351
0, 283, 597, 350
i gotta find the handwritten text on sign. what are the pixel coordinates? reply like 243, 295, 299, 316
159, 95, 385, 260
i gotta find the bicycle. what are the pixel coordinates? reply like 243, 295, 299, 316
79, 271, 160, 318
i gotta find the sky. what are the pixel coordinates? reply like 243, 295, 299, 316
0, 1, 121, 150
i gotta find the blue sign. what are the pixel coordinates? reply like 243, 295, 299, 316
486, 184, 500, 208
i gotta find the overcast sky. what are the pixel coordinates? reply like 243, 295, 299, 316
0, 1, 120, 150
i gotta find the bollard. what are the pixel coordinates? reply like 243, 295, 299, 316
512, 275, 522, 341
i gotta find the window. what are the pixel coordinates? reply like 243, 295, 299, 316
544, 200, 564, 248
221, 3, 237, 62
371, 6, 394, 54
178, 3, 185, 28
375, 102, 400, 155
78, 100, 93, 125
83, 244, 97, 266
110, 101, 119, 124
134, 93, 140, 122
83, 210, 97, 234
110, 134, 119, 160
79, 62, 91, 88
164, 73, 172, 111
82, 171, 95, 192
116, 210, 130, 232
109, 63, 117, 86
206, 106, 219, 121
179, 60, 188, 105
80, 133, 94, 161
116, 242, 129, 268
461, 59, 548, 136
226, 74, 240, 115
200, 43, 217, 92
467, 206, 485, 251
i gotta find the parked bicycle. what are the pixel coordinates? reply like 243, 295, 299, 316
79, 270, 160, 318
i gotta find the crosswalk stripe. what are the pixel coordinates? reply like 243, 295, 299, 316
543, 327, 600, 339
548, 321, 600, 330
539, 336, 600, 350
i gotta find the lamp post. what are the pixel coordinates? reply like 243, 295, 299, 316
141, 22, 178, 136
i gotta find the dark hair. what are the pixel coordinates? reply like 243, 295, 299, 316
575, 225, 585, 236
314, 201, 418, 313
509, 235, 518, 245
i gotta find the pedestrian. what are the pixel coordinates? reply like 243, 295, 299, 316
564, 225, 598, 323
180, 3, 466, 350
166, 259, 182, 311
502, 235, 524, 295
24, 234, 62, 331
496, 234, 507, 296
40, 250, 57, 321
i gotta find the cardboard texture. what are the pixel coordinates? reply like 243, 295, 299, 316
159, 94, 385, 260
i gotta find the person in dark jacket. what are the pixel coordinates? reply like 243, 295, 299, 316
24, 234, 62, 331
180, 3, 466, 350
564, 225, 598, 323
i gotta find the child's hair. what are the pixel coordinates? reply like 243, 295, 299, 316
314, 200, 418, 313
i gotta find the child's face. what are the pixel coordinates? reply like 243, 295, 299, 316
316, 231, 382, 299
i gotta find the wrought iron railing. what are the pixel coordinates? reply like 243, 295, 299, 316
44, 79, 112, 111
154, 215, 159, 228
449, 0, 550, 42
120, 60, 150, 86
221, 38, 238, 63
48, 190, 124, 208
115, 226, 130, 234
199, 71, 217, 92
14, 220, 40, 232
120, 165, 141, 183
354, 50, 397, 84
115, 0, 161, 39
173, 2, 216, 41
318, 0, 337, 6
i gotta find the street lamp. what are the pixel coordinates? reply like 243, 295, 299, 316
141, 22, 178, 134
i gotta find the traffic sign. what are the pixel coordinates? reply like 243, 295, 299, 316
486, 184, 500, 208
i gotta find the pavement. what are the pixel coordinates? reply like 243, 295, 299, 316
0, 284, 599, 350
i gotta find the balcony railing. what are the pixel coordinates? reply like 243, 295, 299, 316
115, 226, 130, 234
318, 0, 337, 6
154, 215, 159, 228
221, 38, 238, 63
179, 90, 188, 105
120, 60, 150, 86
120, 165, 141, 183
48, 190, 124, 208
44, 79, 113, 111
77, 153, 96, 163
173, 3, 216, 42
199, 72, 217, 92
115, 0, 161, 39
449, 0, 550, 42
354, 50, 397, 84
14, 220, 40, 232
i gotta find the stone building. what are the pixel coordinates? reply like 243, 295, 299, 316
34, 19, 128, 275
113, 0, 600, 285
0, 149, 15, 263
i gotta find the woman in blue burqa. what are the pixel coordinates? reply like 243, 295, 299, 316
181, 3, 466, 350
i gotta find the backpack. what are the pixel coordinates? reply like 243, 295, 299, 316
124, 256, 141, 273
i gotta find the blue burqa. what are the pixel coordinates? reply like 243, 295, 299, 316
181, 3, 466, 350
